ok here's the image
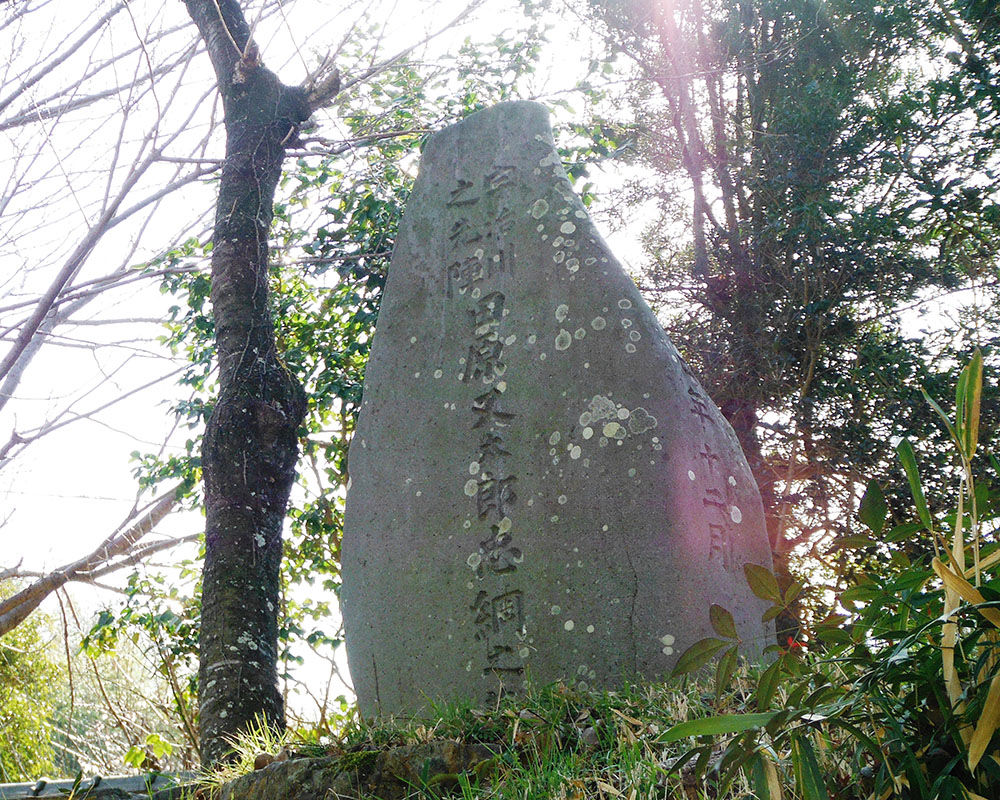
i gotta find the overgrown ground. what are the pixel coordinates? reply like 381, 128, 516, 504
189, 662, 899, 800
196, 673, 764, 800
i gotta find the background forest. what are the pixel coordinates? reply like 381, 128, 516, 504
2, 0, 1000, 797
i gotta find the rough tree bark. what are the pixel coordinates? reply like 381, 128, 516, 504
181, 0, 338, 766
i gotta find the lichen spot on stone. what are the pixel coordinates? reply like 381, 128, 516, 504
730, 506, 743, 523
618, 298, 633, 310
549, 431, 561, 445
628, 407, 658, 434
467, 553, 482, 569
570, 445, 582, 459
591, 316, 606, 330
530, 198, 549, 218
579, 411, 593, 426
616, 407, 630, 420
586, 624, 595, 633
582, 426, 594, 440
464, 479, 478, 497
625, 343, 637, 353
574, 328, 586, 340
434, 369, 443, 379
551, 605, 561, 615
497, 380, 507, 392
662, 646, 674, 655
575, 209, 587, 219
566, 258, 580, 273
498, 516, 512, 533
553, 251, 566, 264
660, 633, 675, 646
469, 461, 480, 475
558, 494, 568, 505
728, 475, 737, 486
564, 620, 575, 631
555, 329, 572, 351
589, 394, 616, 420
602, 421, 625, 439
629, 330, 641, 341
555, 303, 569, 322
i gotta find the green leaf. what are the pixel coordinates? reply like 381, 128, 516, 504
859, 479, 887, 535
783, 582, 803, 605
958, 348, 983, 459
896, 439, 932, 531
715, 645, 738, 697
886, 521, 924, 542
921, 388, 957, 443
829, 535, 874, 550
748, 750, 781, 800
124, 746, 147, 769
791, 735, 830, 800
660, 711, 781, 742
671, 637, 730, 676
710, 604, 738, 639
840, 584, 880, 604
745, 563, 781, 603
755, 656, 783, 710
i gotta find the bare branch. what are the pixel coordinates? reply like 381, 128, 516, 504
0, 483, 185, 638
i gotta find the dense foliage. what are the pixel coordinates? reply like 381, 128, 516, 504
0, 587, 58, 781
666, 352, 1000, 799
567, 0, 1000, 633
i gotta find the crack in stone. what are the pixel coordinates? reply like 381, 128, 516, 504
622, 545, 640, 675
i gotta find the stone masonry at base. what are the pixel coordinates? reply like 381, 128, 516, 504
341, 101, 775, 717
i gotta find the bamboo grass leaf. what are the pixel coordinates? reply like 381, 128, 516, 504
932, 557, 1000, 629
791, 735, 830, 800
969, 669, 1000, 772
961, 349, 983, 459
660, 711, 781, 741
897, 438, 932, 531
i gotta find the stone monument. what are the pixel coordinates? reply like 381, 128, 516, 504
341, 101, 774, 717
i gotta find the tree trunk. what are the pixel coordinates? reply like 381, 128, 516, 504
182, 0, 311, 767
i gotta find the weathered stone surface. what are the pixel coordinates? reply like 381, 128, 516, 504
216, 742, 496, 800
0, 774, 191, 799
341, 101, 774, 718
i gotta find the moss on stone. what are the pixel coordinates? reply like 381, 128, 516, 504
326, 748, 379, 778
